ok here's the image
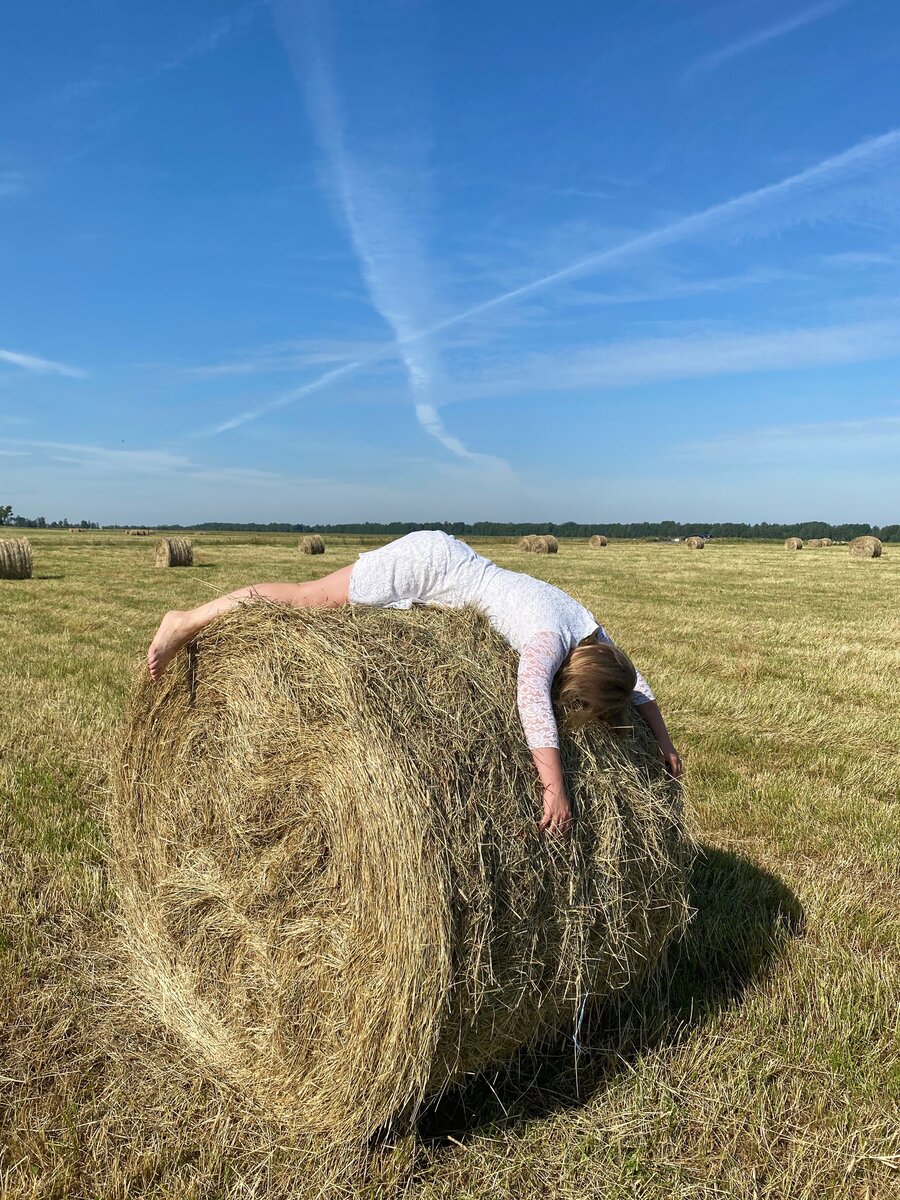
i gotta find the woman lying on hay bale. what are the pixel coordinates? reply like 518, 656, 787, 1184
147, 530, 681, 832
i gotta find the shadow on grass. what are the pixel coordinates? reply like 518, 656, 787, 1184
416, 845, 804, 1148
33, 574, 65, 580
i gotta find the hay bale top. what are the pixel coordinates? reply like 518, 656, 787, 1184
155, 537, 194, 567
111, 602, 692, 1139
685, 536, 705, 550
299, 534, 325, 555
849, 535, 882, 558
588, 534, 609, 547
0, 537, 33, 580
784, 537, 803, 550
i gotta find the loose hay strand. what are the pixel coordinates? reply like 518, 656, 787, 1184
0, 537, 33, 580
109, 603, 693, 1144
155, 537, 194, 568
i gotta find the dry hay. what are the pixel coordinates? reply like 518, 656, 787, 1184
110, 602, 693, 1142
0, 537, 33, 580
806, 539, 825, 548
685, 536, 705, 550
126, 528, 156, 536
588, 534, 609, 548
848, 535, 882, 558
519, 533, 558, 553
155, 537, 194, 568
821, 537, 834, 547
784, 537, 803, 551
299, 534, 325, 555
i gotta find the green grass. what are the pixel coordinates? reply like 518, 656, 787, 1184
1, 531, 898, 1199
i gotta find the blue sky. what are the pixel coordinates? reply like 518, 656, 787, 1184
2, 0, 899, 524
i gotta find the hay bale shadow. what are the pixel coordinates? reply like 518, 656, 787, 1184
415, 845, 804, 1148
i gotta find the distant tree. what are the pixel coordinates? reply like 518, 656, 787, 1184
0, 504, 12, 525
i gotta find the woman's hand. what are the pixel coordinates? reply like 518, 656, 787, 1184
660, 743, 683, 778
540, 784, 573, 836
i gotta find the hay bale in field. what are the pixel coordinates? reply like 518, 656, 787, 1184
0, 537, 33, 580
806, 539, 824, 548
685, 536, 705, 550
127, 529, 155, 536
520, 534, 558, 553
821, 538, 834, 547
784, 537, 803, 551
588, 534, 608, 548
849, 535, 882, 558
155, 537, 193, 568
110, 603, 692, 1140
299, 534, 325, 555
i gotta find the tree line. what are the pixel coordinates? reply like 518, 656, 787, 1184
3, 508, 898, 541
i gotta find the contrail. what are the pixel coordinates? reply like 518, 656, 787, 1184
210, 124, 900, 435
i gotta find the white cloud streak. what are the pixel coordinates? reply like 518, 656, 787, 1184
0, 349, 87, 378
210, 124, 900, 433
270, 0, 507, 471
685, 0, 851, 78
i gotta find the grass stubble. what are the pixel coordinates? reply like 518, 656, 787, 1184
0, 533, 898, 1199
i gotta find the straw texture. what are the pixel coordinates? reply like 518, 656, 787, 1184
299, 534, 325, 555
110, 603, 692, 1141
155, 537, 194, 567
784, 538, 803, 551
685, 537, 705, 550
519, 534, 558, 553
588, 535, 609, 548
0, 537, 33, 580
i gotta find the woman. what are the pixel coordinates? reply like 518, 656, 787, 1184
147, 531, 681, 835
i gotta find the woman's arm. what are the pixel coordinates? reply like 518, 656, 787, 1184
530, 746, 573, 835
517, 633, 573, 834
634, 699, 682, 778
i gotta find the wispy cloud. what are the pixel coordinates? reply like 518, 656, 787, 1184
685, 0, 851, 79
675, 414, 900, 464
271, 0, 507, 472
210, 124, 900, 432
0, 349, 87, 378
457, 318, 900, 398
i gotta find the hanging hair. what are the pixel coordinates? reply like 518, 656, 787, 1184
553, 636, 637, 730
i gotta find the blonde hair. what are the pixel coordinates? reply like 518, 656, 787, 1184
554, 636, 637, 730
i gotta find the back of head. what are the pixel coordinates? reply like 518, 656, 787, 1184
554, 639, 637, 729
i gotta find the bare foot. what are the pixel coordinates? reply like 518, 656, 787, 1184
147, 610, 195, 681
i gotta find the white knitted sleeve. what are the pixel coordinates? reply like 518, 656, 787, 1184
516, 631, 568, 750
596, 625, 655, 705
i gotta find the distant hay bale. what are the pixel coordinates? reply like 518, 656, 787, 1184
0, 537, 33, 580
849, 535, 882, 558
520, 534, 558, 554
127, 529, 155, 536
821, 538, 834, 547
299, 534, 325, 555
685, 536, 705, 550
806, 539, 824, 548
588, 534, 609, 548
110, 603, 693, 1140
784, 537, 803, 551
155, 537, 194, 568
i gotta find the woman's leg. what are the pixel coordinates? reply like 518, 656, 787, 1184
147, 564, 354, 681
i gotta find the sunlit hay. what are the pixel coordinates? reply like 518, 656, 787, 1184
589, 534, 609, 548
155, 537, 194, 568
110, 602, 693, 1142
126, 529, 155, 536
806, 539, 825, 548
685, 537, 705, 550
518, 534, 540, 551
541, 534, 559, 553
784, 537, 803, 551
821, 537, 834, 546
299, 534, 325, 555
0, 537, 33, 580
849, 535, 882, 559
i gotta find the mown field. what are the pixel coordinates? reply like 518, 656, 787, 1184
1, 532, 898, 1200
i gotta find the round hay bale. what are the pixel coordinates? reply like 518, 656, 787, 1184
849, 535, 882, 558
299, 534, 325, 555
0, 537, 33, 580
784, 537, 803, 551
806, 538, 824, 548
685, 536, 705, 550
110, 603, 693, 1140
821, 538, 834, 547
518, 534, 540, 551
520, 534, 558, 554
155, 537, 194, 568
588, 534, 608, 548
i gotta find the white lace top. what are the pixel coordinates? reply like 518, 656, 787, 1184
348, 530, 654, 750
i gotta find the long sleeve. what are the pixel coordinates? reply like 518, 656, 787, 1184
596, 625, 655, 705
516, 631, 568, 750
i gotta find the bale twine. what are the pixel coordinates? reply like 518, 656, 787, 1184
299, 534, 325, 555
685, 536, 705, 550
110, 603, 693, 1140
784, 537, 803, 551
0, 537, 33, 580
588, 534, 608, 548
155, 537, 194, 568
849, 535, 882, 558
